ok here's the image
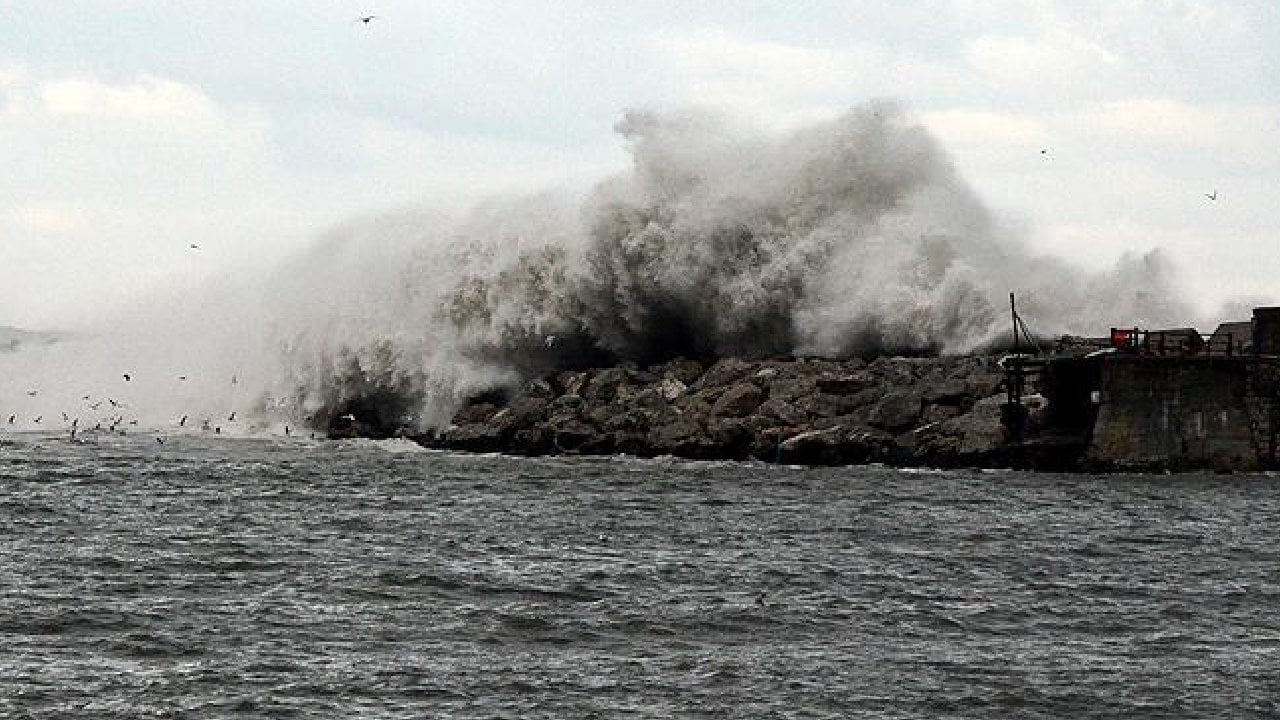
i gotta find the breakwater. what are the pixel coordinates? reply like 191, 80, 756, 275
334, 354, 1025, 469
326, 346, 1280, 472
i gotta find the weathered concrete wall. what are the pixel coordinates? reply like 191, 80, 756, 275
1086, 357, 1256, 471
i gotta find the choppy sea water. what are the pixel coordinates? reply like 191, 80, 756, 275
1, 432, 1278, 719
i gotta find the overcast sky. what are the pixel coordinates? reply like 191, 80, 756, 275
2, 0, 1277, 329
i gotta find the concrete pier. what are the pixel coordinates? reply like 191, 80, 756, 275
1085, 357, 1257, 471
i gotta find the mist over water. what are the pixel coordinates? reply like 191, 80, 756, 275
1, 102, 1196, 434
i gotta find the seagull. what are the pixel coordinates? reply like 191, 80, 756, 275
188, 244, 199, 249
26, 390, 37, 397
177, 375, 188, 381
358, 14, 377, 23
227, 411, 236, 422
123, 373, 132, 382
108, 398, 120, 408
33, 416, 41, 424
179, 415, 188, 427
7, 415, 13, 424
1206, 189, 1218, 201
156, 437, 165, 445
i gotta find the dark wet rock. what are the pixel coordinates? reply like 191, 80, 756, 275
445, 422, 505, 453
647, 418, 709, 457
695, 358, 755, 390
554, 371, 589, 397
923, 378, 970, 405
816, 374, 868, 395
756, 398, 809, 426
711, 383, 766, 417
868, 390, 922, 432
409, 352, 1016, 468
651, 358, 704, 385
549, 417, 602, 452
522, 378, 556, 399
913, 398, 1009, 466
777, 426, 846, 465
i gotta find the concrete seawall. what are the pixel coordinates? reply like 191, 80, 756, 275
1085, 357, 1258, 471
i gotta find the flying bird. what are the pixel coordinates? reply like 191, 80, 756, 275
188, 244, 199, 249
7, 415, 14, 424
26, 389, 37, 396
544, 335, 557, 348
228, 411, 236, 422
123, 373, 132, 382
358, 14, 377, 23
179, 415, 188, 427
1206, 189, 1218, 201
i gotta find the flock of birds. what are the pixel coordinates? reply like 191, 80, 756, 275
3, 372, 299, 445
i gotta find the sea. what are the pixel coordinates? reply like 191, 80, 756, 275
1, 432, 1278, 719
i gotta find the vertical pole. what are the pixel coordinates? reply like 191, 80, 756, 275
1010, 293, 1019, 353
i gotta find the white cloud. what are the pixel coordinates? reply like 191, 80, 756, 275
922, 109, 1050, 148
41, 75, 216, 120
649, 29, 964, 128
965, 30, 1121, 97
1077, 98, 1280, 165
13, 205, 78, 235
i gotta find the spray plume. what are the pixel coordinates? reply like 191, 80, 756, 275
0, 101, 1192, 436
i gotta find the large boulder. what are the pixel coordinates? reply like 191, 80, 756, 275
647, 418, 708, 457
869, 390, 922, 432
696, 358, 755, 390
913, 397, 1009, 466
777, 426, 846, 465
445, 422, 504, 452
711, 382, 766, 417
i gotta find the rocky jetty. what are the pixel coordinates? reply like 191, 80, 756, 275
396, 355, 1020, 468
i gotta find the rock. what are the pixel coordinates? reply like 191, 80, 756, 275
922, 379, 970, 405
497, 396, 550, 433
711, 383, 765, 417
555, 371, 589, 396
869, 390, 922, 432
921, 403, 962, 425
843, 427, 903, 464
756, 397, 810, 426
696, 358, 755, 390
913, 398, 1009, 465
547, 394, 585, 415
651, 357, 704, 385
456, 402, 499, 424
816, 374, 868, 395
708, 418, 755, 458
647, 418, 707, 457
777, 426, 846, 465
445, 422, 504, 452
510, 426, 554, 455
550, 417, 604, 452
657, 377, 687, 401
583, 367, 631, 405
522, 378, 556, 399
